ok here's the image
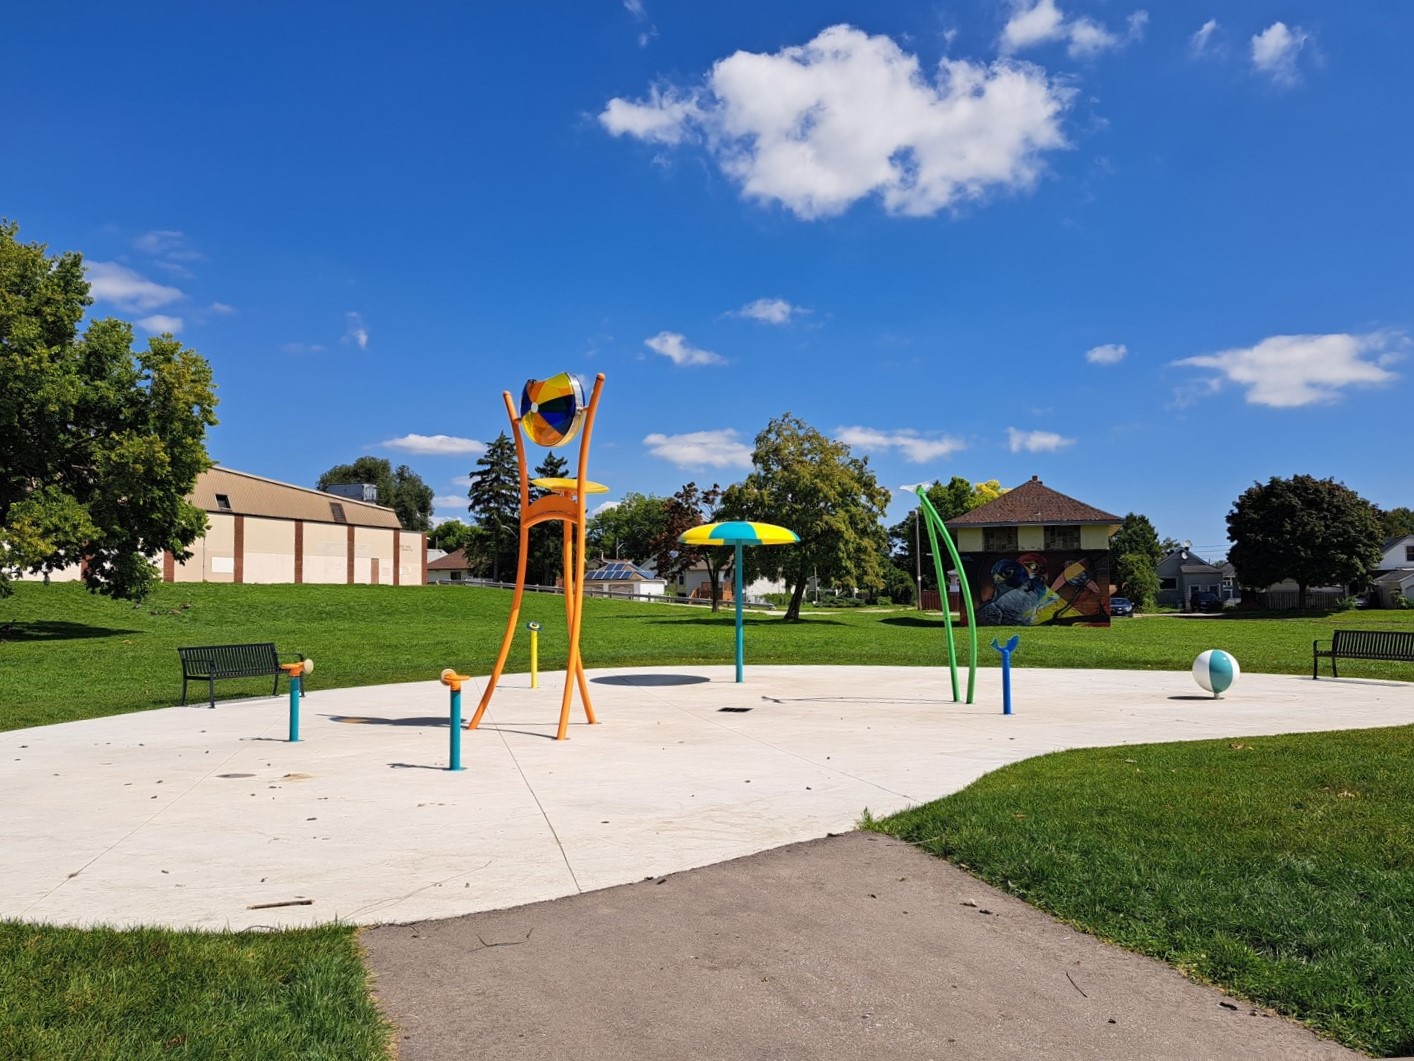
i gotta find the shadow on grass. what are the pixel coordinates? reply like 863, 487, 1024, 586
879, 616, 955, 628
0, 620, 142, 641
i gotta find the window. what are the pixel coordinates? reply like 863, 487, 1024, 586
329, 502, 347, 523
215, 494, 232, 512
1159, 578, 1177, 590
983, 527, 1019, 552
1406, 545, 1414, 562
1044, 525, 1081, 551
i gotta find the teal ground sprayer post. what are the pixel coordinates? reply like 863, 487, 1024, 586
279, 659, 313, 742
441, 669, 470, 771
991, 635, 1019, 715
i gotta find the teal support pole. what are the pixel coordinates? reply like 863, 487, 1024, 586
288, 675, 301, 742
734, 542, 745, 683
448, 687, 465, 771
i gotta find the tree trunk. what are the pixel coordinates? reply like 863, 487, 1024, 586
1298, 582, 1308, 611
784, 578, 806, 621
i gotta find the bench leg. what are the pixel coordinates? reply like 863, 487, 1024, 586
181, 677, 189, 705
1332, 659, 1338, 679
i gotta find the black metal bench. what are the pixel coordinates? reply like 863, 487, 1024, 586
178, 643, 305, 707
1312, 629, 1414, 679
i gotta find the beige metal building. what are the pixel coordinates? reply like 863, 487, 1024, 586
165, 467, 426, 586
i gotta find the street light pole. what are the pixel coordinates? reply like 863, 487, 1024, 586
914, 508, 923, 611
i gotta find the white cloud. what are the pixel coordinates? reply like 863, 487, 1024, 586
433, 495, 467, 509
1190, 18, 1219, 56
644, 429, 753, 469
208, 301, 236, 315
85, 262, 184, 312
602, 24, 1071, 220
451, 474, 475, 488
1173, 332, 1402, 407
835, 426, 966, 463
623, 0, 646, 17
645, 331, 725, 366
344, 311, 369, 350
1000, 1, 1145, 59
1008, 427, 1075, 453
1085, 342, 1127, 365
380, 434, 488, 456
137, 315, 183, 334
1251, 22, 1310, 87
280, 342, 326, 355
592, 499, 621, 517
734, 297, 806, 325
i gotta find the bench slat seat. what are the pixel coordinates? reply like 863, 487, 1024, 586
1312, 629, 1414, 679
178, 643, 302, 707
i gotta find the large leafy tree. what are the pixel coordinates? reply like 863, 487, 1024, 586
1378, 506, 1414, 540
429, 519, 476, 554
721, 414, 891, 621
0, 221, 217, 599
316, 457, 433, 531
1109, 512, 1164, 609
466, 432, 519, 582
587, 492, 669, 565
647, 482, 729, 611
1227, 475, 1383, 609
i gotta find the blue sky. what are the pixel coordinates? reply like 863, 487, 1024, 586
7, 2, 1410, 561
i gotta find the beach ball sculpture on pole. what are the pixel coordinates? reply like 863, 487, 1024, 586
468, 371, 606, 741
1192, 649, 1240, 699
678, 521, 798, 683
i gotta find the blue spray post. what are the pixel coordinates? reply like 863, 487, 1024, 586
279, 658, 313, 742
990, 635, 1019, 715
440, 668, 469, 771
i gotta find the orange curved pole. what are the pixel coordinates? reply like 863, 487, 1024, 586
557, 373, 605, 739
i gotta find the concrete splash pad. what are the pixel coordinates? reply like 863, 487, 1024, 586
2, 666, 1410, 931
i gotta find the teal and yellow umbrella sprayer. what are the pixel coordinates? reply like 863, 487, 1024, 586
678, 521, 798, 683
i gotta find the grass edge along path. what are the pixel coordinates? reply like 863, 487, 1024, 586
0, 921, 391, 1060
865, 725, 1414, 1058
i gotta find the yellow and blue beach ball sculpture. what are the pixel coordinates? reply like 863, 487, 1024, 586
1192, 649, 1240, 698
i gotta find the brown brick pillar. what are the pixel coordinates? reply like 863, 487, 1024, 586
347, 525, 356, 584
163, 549, 175, 582
294, 521, 304, 584
393, 529, 401, 586
420, 532, 428, 585
233, 515, 245, 584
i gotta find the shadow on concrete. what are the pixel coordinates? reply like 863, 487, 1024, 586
592, 674, 711, 686
327, 715, 450, 727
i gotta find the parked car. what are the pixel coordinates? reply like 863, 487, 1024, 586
1193, 592, 1222, 612
1110, 596, 1134, 617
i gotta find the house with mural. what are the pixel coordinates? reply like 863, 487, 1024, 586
945, 475, 1121, 626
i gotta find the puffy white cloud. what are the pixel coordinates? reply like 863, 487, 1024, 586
208, 301, 237, 315
1007, 427, 1075, 453
835, 426, 966, 463
1085, 342, 1127, 365
137, 314, 183, 334
1251, 22, 1310, 87
451, 474, 475, 488
133, 229, 202, 261
1000, 1, 1145, 59
734, 297, 806, 325
602, 24, 1071, 220
1174, 332, 1402, 407
1190, 18, 1219, 56
645, 331, 725, 366
380, 434, 488, 455
344, 311, 369, 350
85, 261, 184, 312
644, 429, 753, 468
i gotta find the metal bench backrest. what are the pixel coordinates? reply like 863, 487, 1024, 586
1330, 630, 1414, 661
178, 643, 280, 677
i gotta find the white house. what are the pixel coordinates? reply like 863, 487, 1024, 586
1369, 534, 1414, 608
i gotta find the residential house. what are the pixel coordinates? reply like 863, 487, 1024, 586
1368, 534, 1414, 608
1154, 547, 1230, 609
945, 476, 1121, 626
427, 548, 474, 583
584, 560, 667, 598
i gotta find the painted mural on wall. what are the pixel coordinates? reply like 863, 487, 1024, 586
962, 551, 1111, 627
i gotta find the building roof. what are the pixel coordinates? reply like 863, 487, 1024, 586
192, 466, 403, 529
1179, 563, 1222, 575
427, 548, 470, 571
586, 561, 657, 582
945, 476, 1120, 528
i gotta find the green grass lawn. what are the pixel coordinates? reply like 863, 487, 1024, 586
1, 580, 1409, 730
867, 726, 1414, 1057
0, 922, 388, 1060
1, 580, 1410, 1058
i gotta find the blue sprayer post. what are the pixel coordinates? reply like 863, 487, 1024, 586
279, 659, 312, 742
990, 635, 1019, 715
441, 669, 470, 771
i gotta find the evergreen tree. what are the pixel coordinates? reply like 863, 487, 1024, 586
466, 433, 520, 582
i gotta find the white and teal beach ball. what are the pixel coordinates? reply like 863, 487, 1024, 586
1192, 649, 1240, 698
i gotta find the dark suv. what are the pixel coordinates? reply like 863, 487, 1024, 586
1193, 592, 1222, 612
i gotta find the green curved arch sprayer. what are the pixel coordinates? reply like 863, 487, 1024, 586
908, 486, 978, 704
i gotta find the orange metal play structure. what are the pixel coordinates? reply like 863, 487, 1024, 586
468, 372, 606, 740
